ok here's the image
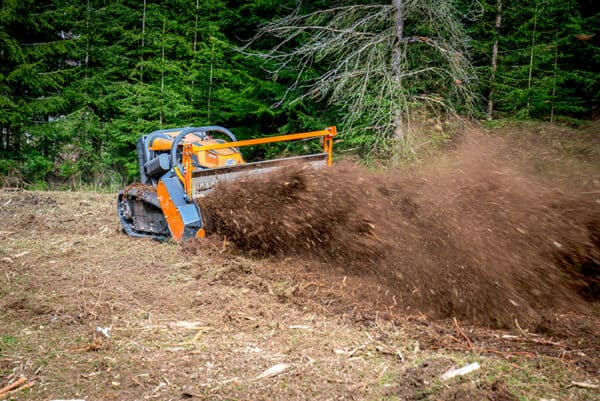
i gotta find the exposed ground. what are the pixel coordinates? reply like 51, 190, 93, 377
1, 122, 599, 400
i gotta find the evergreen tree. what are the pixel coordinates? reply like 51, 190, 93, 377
472, 0, 599, 121
0, 0, 81, 183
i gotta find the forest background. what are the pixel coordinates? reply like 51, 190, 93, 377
0, 0, 598, 188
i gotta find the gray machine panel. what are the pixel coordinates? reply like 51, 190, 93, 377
191, 153, 328, 197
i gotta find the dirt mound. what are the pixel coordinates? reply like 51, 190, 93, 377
197, 135, 599, 328
4, 191, 58, 206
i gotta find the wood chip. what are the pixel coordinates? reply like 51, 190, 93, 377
441, 362, 481, 381
255, 363, 291, 380
289, 325, 311, 330
169, 321, 204, 330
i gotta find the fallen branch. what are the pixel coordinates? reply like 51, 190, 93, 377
453, 317, 473, 349
437, 344, 538, 359
514, 318, 530, 339
570, 381, 599, 389
0, 377, 26, 394
501, 335, 564, 347
0, 379, 33, 399
131, 376, 146, 388
300, 281, 322, 291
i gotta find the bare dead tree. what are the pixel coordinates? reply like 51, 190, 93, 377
140, 0, 147, 84
246, 1, 477, 152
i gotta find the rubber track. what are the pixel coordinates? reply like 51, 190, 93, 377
117, 188, 170, 241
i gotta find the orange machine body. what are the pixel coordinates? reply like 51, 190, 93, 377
150, 132, 245, 169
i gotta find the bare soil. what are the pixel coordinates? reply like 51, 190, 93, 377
1, 122, 599, 400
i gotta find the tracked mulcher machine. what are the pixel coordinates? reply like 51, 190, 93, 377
117, 126, 336, 241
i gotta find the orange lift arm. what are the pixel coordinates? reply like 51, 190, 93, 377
179, 127, 337, 201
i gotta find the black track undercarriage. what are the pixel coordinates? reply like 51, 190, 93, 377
117, 186, 170, 240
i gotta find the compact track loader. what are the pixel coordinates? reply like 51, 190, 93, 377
117, 125, 336, 241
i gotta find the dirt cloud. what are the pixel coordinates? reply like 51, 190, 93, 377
197, 135, 599, 327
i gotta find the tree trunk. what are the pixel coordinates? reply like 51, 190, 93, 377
15, 125, 21, 154
160, 19, 166, 127
140, 0, 147, 83
207, 40, 215, 124
392, 0, 405, 139
391, 0, 404, 77
85, 0, 90, 74
550, 29, 558, 123
190, 0, 199, 102
526, 0, 538, 117
487, 0, 502, 120
1, 127, 8, 151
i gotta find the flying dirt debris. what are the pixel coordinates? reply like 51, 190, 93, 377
196, 136, 599, 328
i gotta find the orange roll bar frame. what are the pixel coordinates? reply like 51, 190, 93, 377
178, 126, 336, 196
182, 143, 194, 199
193, 126, 337, 166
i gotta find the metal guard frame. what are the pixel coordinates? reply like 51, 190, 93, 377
177, 126, 337, 199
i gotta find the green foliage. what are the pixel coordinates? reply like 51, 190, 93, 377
0, 0, 597, 186
466, 0, 599, 121
0, 158, 18, 177
21, 153, 54, 182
